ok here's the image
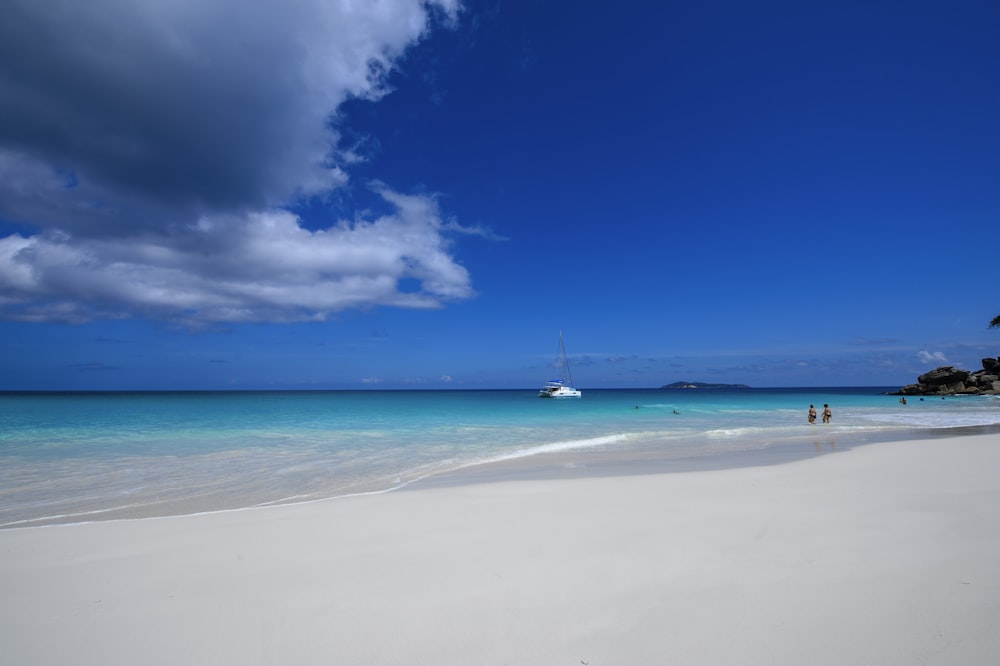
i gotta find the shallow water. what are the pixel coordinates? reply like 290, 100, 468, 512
2, 388, 997, 527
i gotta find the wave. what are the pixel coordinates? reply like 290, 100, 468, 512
857, 412, 1000, 429
464, 433, 633, 468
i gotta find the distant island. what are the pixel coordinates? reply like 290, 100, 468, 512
660, 382, 751, 389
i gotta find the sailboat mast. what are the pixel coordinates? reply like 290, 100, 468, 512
559, 330, 575, 387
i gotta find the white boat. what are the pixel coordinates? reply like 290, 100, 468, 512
539, 332, 581, 398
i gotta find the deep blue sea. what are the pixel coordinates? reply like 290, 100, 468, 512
2, 388, 998, 528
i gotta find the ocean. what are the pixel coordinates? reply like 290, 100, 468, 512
2, 388, 998, 528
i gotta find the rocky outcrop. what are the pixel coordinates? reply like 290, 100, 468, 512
897, 358, 1000, 396
917, 366, 970, 387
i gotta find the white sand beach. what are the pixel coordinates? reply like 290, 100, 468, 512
2, 432, 999, 665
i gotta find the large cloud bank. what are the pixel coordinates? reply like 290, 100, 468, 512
0, 0, 472, 323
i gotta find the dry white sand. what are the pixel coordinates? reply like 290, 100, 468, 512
2, 433, 999, 665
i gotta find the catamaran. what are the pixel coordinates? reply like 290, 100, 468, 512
539, 331, 581, 398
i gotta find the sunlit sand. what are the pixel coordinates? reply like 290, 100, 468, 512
2, 432, 999, 665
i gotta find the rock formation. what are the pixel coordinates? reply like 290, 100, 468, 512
896, 357, 1000, 396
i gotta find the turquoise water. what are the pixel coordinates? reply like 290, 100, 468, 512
2, 388, 998, 527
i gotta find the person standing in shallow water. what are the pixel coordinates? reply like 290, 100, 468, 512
808, 405, 817, 424
822, 404, 832, 424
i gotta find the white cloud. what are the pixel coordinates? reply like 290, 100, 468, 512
917, 350, 948, 364
1, 187, 473, 323
0, 0, 473, 324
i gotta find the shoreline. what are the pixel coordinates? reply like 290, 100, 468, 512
5, 422, 1000, 530
2, 431, 999, 664
408, 421, 1000, 490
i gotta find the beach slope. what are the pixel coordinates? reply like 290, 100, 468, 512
2, 433, 999, 665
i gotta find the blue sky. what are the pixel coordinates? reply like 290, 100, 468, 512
1, 0, 997, 390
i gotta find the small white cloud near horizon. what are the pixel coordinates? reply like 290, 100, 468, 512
917, 350, 948, 365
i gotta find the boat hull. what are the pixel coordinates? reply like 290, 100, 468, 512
538, 385, 582, 398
